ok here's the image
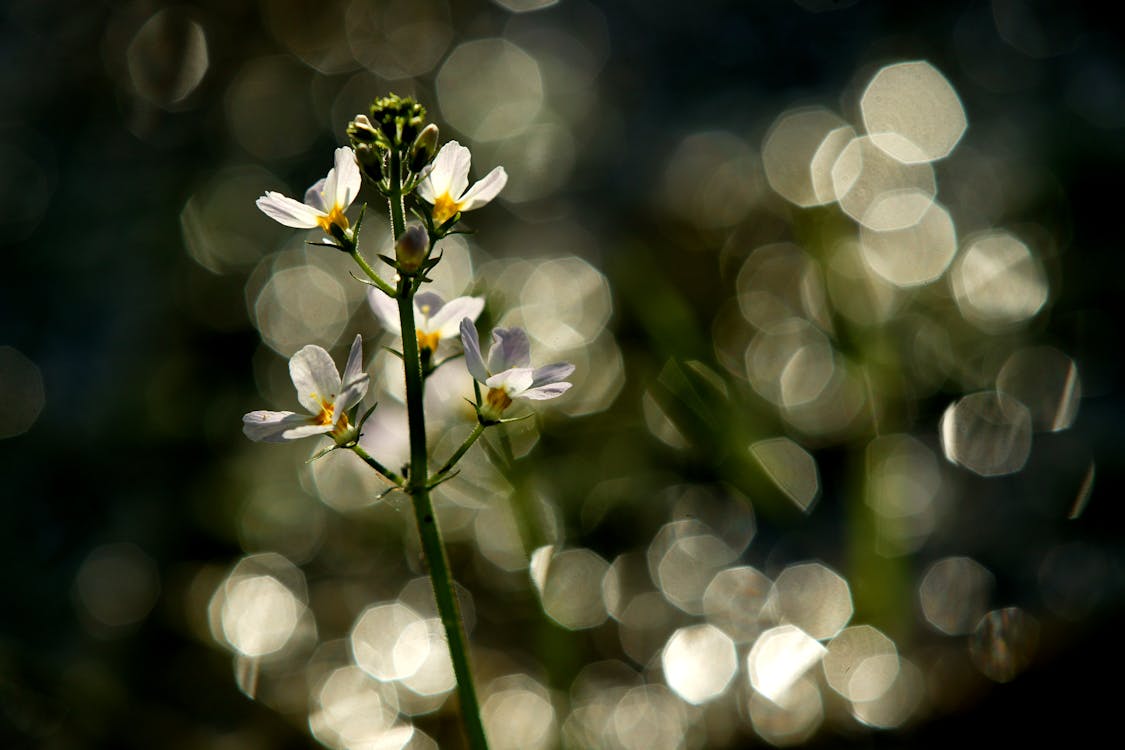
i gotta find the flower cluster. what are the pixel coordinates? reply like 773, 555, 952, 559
239, 93, 576, 750
245, 95, 571, 450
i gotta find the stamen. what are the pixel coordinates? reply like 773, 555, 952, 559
432, 193, 460, 226
417, 330, 441, 353
316, 205, 350, 234
485, 387, 512, 414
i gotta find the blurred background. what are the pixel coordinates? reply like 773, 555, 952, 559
2, 0, 1123, 747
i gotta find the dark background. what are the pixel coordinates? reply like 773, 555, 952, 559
2, 0, 1123, 747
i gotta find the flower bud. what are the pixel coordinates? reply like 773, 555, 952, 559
409, 124, 439, 173
395, 223, 429, 271
367, 94, 426, 148
347, 114, 379, 144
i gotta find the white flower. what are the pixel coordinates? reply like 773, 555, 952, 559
256, 147, 361, 236
417, 141, 507, 226
459, 319, 574, 420
369, 290, 485, 355
243, 335, 369, 443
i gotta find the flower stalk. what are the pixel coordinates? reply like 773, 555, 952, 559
389, 143, 490, 750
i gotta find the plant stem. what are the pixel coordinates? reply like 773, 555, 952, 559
391, 148, 490, 750
349, 444, 405, 486
350, 248, 395, 297
434, 422, 487, 480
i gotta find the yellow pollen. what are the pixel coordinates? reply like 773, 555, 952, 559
316, 205, 349, 234
330, 411, 352, 438
485, 387, 512, 414
417, 330, 441, 353
314, 399, 335, 426
432, 193, 461, 226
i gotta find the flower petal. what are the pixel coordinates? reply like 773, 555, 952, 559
342, 334, 365, 387
430, 296, 485, 339
530, 362, 574, 389
290, 344, 342, 414
486, 367, 535, 397
488, 327, 531, 373
422, 141, 471, 204
242, 410, 325, 442
518, 382, 573, 401
321, 166, 338, 214
335, 372, 370, 415
368, 288, 402, 336
413, 291, 446, 331
460, 318, 489, 383
256, 192, 322, 228
304, 178, 329, 213
458, 167, 508, 211
333, 146, 361, 210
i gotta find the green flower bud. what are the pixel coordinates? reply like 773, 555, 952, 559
367, 93, 426, 148
347, 114, 379, 144
395, 223, 429, 271
409, 123, 439, 173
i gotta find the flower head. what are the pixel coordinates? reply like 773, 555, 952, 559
459, 319, 574, 420
243, 335, 369, 443
256, 147, 361, 237
370, 291, 484, 355
418, 141, 507, 226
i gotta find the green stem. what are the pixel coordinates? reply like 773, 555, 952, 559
349, 444, 405, 487
350, 248, 395, 297
497, 426, 547, 554
391, 149, 489, 750
434, 422, 487, 480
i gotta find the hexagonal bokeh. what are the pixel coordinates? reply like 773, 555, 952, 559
861, 61, 967, 163
771, 562, 853, 640
660, 623, 737, 704
940, 391, 1032, 476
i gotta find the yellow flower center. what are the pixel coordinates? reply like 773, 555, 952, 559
485, 387, 512, 415
316, 205, 350, 234
314, 399, 335, 426
432, 193, 461, 226
417, 330, 441, 353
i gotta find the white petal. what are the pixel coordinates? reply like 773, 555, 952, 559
281, 423, 336, 440
367, 288, 402, 336
321, 166, 338, 214
488, 327, 531, 373
414, 291, 446, 331
460, 319, 489, 383
304, 178, 329, 212
416, 170, 437, 203
242, 410, 325, 442
256, 192, 322, 228
430, 296, 485, 339
342, 334, 365, 386
290, 345, 342, 414
530, 362, 574, 389
333, 147, 361, 210
335, 373, 370, 415
485, 367, 535, 397
518, 382, 573, 401
424, 141, 471, 203
458, 167, 508, 211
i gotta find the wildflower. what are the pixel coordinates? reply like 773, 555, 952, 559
459, 319, 574, 421
243, 335, 369, 443
256, 147, 361, 238
418, 141, 507, 226
370, 291, 485, 356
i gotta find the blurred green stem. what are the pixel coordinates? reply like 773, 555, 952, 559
435, 422, 487, 479
349, 444, 405, 486
391, 148, 490, 750
497, 426, 547, 554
